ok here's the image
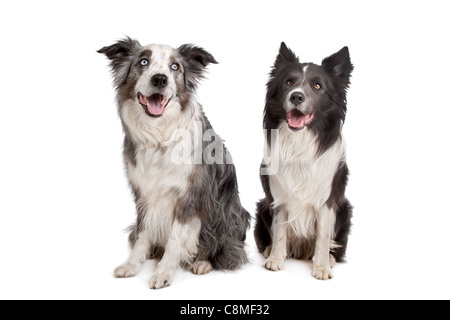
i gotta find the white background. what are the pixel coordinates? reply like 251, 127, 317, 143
1, 0, 449, 300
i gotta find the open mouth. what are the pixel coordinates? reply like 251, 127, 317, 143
138, 93, 170, 117
287, 109, 314, 131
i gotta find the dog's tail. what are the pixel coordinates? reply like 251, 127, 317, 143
206, 205, 250, 271
210, 237, 248, 271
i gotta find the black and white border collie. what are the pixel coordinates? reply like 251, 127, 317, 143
254, 43, 354, 280
99, 38, 250, 289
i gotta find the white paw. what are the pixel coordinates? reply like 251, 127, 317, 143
149, 272, 173, 289
264, 256, 285, 271
192, 261, 213, 275
114, 263, 142, 278
312, 265, 333, 280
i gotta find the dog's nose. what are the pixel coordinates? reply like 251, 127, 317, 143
290, 92, 305, 106
151, 74, 168, 89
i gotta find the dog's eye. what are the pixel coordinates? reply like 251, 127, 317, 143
171, 63, 180, 71
140, 59, 149, 66
287, 80, 293, 86
314, 83, 322, 90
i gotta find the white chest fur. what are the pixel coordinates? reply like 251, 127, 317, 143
121, 99, 198, 245
127, 144, 194, 245
269, 123, 345, 238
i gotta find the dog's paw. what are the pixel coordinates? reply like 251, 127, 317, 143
192, 261, 213, 275
312, 265, 333, 280
114, 263, 141, 278
264, 256, 285, 271
149, 272, 173, 289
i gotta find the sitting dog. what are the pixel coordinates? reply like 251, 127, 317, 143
99, 38, 250, 289
255, 43, 354, 280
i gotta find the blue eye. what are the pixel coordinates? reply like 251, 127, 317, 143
171, 63, 179, 71
140, 59, 148, 66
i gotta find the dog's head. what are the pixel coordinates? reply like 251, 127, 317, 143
98, 37, 217, 117
265, 43, 353, 133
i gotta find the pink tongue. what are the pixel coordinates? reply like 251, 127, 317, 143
148, 95, 164, 116
288, 111, 307, 129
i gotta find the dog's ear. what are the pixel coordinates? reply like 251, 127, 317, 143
178, 44, 218, 90
274, 42, 298, 68
321, 47, 353, 85
98, 37, 141, 87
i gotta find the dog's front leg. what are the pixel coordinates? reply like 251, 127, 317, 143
312, 206, 335, 280
114, 231, 150, 278
265, 208, 288, 271
149, 217, 201, 289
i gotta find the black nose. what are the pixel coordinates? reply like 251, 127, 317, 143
151, 74, 168, 89
290, 92, 305, 106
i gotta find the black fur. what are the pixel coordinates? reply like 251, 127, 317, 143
255, 43, 354, 263
178, 44, 218, 91
264, 43, 353, 155
98, 37, 142, 87
176, 115, 251, 270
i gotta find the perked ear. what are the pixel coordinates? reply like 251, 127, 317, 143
178, 44, 218, 90
321, 46, 353, 83
98, 37, 141, 86
274, 42, 299, 68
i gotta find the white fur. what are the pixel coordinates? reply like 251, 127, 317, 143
114, 232, 150, 278
270, 123, 345, 238
150, 217, 202, 289
121, 96, 199, 243
114, 97, 202, 283
192, 261, 213, 275
266, 122, 345, 279
312, 205, 335, 280
114, 46, 205, 287
265, 209, 288, 271
135, 45, 179, 101
300, 65, 309, 88
302, 65, 309, 74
